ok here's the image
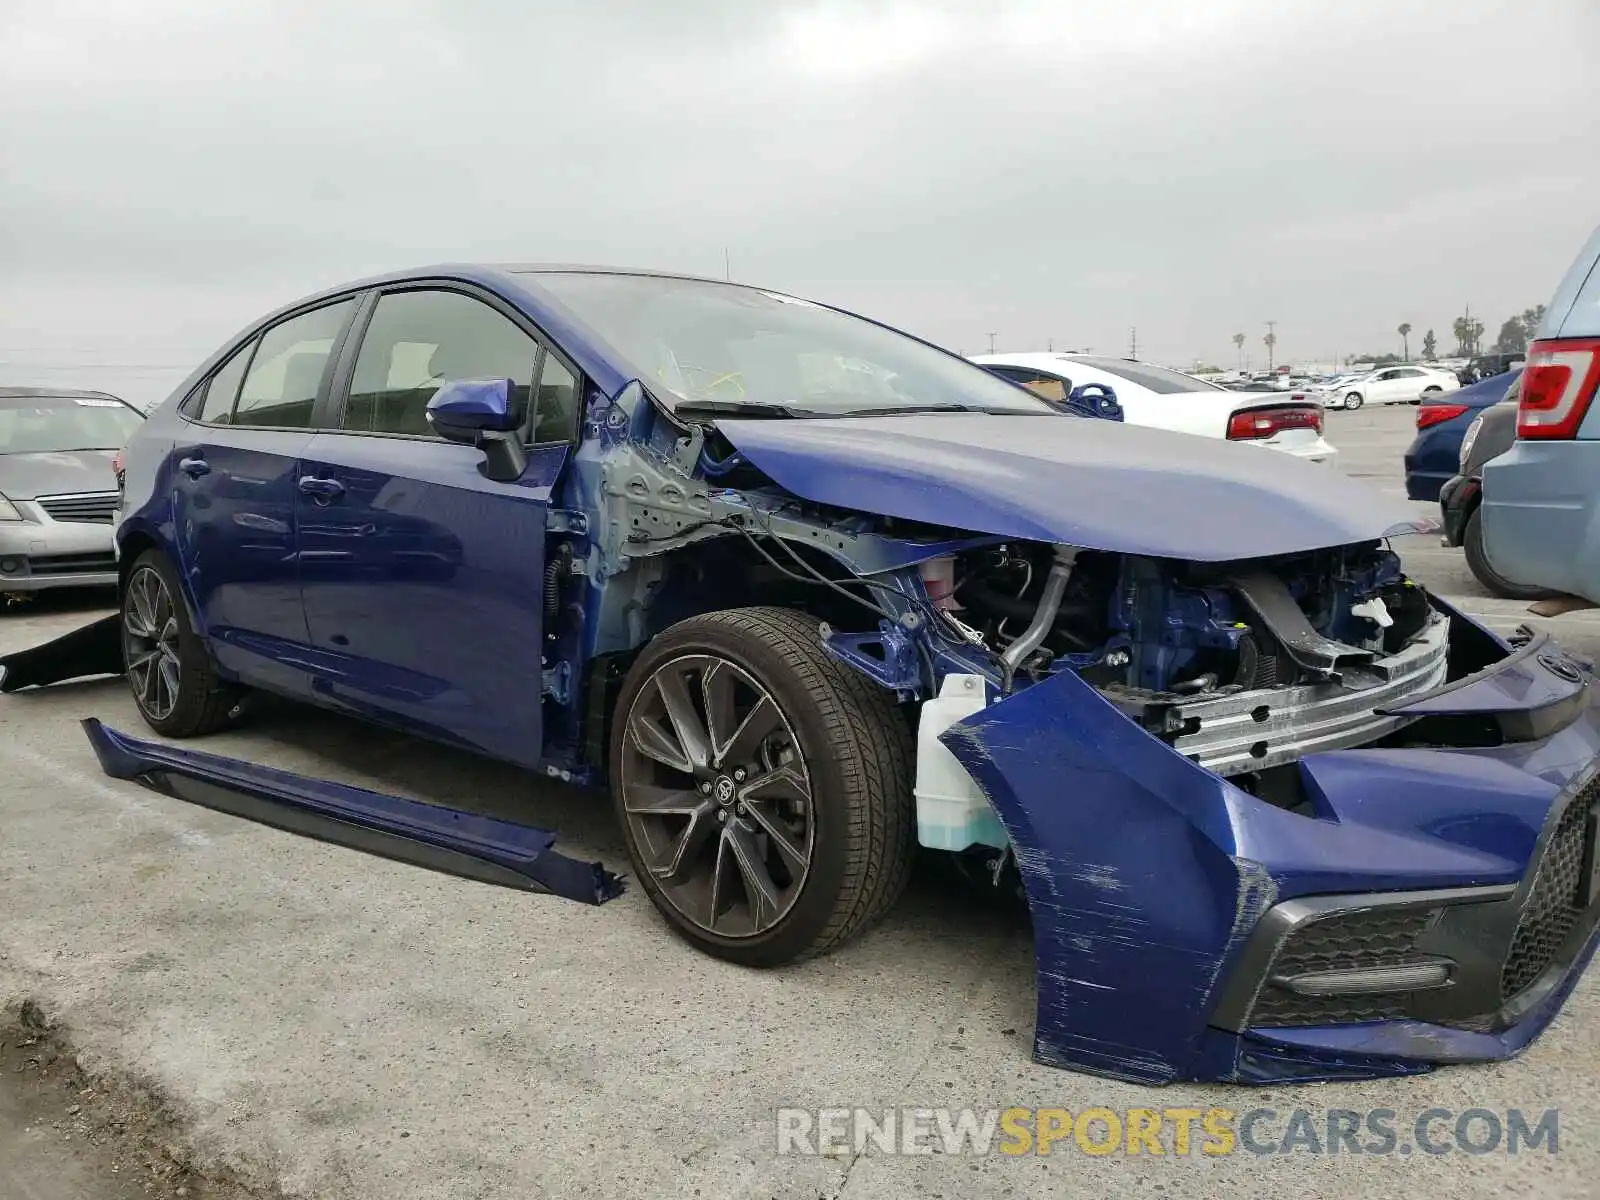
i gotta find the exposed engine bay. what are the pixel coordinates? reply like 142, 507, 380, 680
930, 538, 1449, 777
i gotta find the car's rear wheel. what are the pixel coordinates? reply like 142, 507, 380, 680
1463, 508, 1555, 601
122, 550, 241, 737
610, 606, 914, 967
1343, 392, 1364, 410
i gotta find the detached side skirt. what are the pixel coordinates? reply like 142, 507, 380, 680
81, 719, 624, 905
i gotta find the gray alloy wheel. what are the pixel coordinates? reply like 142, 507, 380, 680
123, 563, 183, 722
619, 653, 815, 939
1343, 392, 1364, 410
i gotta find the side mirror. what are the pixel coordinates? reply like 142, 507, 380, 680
426, 378, 527, 482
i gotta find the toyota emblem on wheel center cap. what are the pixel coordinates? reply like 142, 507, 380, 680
714, 776, 736, 804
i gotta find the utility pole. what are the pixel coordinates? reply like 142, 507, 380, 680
987, 332, 998, 354
723, 248, 731, 282
1047, 338, 1053, 352
1129, 327, 1137, 359
1265, 320, 1278, 372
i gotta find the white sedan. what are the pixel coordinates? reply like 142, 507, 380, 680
971, 352, 1339, 466
1317, 365, 1461, 410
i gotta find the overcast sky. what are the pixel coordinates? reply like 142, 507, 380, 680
3, 0, 1598, 402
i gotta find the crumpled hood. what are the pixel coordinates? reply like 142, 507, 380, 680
716, 412, 1426, 561
0, 450, 119, 500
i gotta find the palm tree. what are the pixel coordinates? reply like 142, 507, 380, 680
1232, 332, 1245, 371
1398, 322, 1412, 362
1263, 331, 1277, 371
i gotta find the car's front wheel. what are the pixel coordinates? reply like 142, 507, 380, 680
1343, 392, 1364, 410
1463, 509, 1555, 601
610, 606, 914, 966
122, 550, 241, 737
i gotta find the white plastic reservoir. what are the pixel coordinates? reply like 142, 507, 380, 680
914, 673, 1009, 851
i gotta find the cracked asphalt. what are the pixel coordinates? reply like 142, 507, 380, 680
2, 403, 1598, 1199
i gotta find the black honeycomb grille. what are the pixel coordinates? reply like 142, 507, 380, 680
1251, 908, 1438, 1026
1502, 787, 1600, 998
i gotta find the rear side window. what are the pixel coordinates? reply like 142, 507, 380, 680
344, 290, 538, 437
197, 341, 253, 424
1068, 357, 1221, 394
233, 300, 355, 429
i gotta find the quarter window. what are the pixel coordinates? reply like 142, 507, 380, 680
532, 352, 580, 443
233, 300, 355, 428
345, 290, 539, 437
198, 341, 253, 424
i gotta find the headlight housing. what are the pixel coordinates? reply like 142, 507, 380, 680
1460, 413, 1485, 470
0, 493, 21, 521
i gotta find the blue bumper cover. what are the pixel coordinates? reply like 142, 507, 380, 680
940, 614, 1600, 1084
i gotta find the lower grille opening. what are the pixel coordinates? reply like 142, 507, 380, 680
27, 553, 117, 577
1251, 907, 1440, 1026
1502, 784, 1600, 998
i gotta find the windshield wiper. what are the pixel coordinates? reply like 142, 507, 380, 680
673, 400, 828, 420
831, 403, 1040, 418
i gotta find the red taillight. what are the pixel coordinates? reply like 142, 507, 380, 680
1227, 404, 1324, 440
1517, 338, 1600, 439
1416, 403, 1469, 430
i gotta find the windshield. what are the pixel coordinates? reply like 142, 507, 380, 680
527, 272, 1056, 416
0, 394, 143, 453
1067, 357, 1226, 394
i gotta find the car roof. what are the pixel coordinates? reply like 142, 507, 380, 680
0, 386, 129, 403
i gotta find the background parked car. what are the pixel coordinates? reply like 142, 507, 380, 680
1317, 364, 1461, 409
1482, 222, 1600, 602
972, 352, 1338, 464
0, 387, 145, 601
1435, 390, 1545, 598
1402, 368, 1521, 501
1457, 350, 1527, 385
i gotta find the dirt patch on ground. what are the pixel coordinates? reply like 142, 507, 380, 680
0, 999, 278, 1200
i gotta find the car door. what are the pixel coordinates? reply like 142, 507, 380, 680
1366, 368, 1402, 402
294, 285, 580, 767
169, 296, 358, 696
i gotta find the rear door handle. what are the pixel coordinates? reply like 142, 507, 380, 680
298, 476, 346, 500
177, 456, 210, 479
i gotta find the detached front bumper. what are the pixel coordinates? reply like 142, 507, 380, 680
940, 606, 1600, 1084
0, 494, 120, 591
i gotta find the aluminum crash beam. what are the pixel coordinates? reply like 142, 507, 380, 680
81, 719, 624, 905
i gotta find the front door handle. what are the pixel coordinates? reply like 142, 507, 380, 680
177, 456, 210, 479
298, 476, 346, 500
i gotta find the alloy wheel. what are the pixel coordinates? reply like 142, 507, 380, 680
619, 653, 815, 938
123, 565, 182, 721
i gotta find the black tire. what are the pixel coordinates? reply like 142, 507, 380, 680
610, 606, 914, 966
121, 549, 241, 737
1463, 508, 1555, 601
1343, 392, 1364, 410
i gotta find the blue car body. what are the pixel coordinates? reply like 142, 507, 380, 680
106, 264, 1600, 1084
1403, 370, 1521, 502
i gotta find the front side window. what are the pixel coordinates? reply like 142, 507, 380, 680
0, 393, 143, 454
233, 299, 355, 428
985, 365, 1071, 402
345, 290, 538, 437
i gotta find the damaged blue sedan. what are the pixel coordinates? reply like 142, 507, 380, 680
79, 266, 1600, 1083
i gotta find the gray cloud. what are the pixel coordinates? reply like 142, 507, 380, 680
3, 0, 1598, 403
